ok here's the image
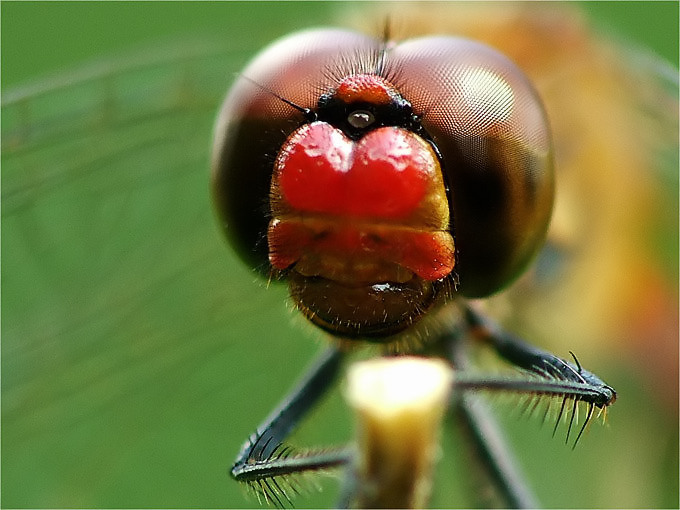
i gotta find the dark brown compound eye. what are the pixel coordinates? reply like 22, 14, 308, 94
211, 28, 554, 340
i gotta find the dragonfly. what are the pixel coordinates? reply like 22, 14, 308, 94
2, 2, 677, 508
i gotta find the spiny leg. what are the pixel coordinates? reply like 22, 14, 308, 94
439, 300, 617, 506
461, 303, 615, 394
460, 302, 616, 447
231, 346, 352, 505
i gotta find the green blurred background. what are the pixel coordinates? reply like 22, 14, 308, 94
2, 2, 678, 508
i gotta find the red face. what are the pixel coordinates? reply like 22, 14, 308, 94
212, 29, 554, 342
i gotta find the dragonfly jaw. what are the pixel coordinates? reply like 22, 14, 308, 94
287, 271, 449, 341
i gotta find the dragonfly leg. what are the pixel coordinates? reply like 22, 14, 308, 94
461, 302, 616, 405
231, 346, 352, 505
442, 300, 617, 506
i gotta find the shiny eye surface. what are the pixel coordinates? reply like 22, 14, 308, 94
212, 29, 554, 339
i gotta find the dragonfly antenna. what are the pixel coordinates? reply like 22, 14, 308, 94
239, 74, 317, 121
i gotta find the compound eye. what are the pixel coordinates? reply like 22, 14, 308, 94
347, 109, 375, 129
389, 36, 555, 297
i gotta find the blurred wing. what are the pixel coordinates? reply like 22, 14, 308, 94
2, 39, 322, 508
